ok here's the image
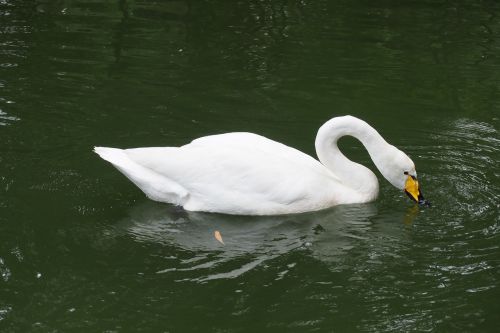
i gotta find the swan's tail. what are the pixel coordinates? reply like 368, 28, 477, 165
94, 147, 130, 167
93, 147, 188, 205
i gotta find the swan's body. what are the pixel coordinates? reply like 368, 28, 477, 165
95, 116, 424, 215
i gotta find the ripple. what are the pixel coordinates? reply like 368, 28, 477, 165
465, 285, 496, 293
0, 62, 17, 68
420, 118, 499, 222
0, 257, 11, 282
0, 176, 14, 194
431, 261, 493, 276
0, 306, 12, 322
0, 109, 19, 126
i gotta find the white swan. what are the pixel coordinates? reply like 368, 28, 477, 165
94, 115, 427, 215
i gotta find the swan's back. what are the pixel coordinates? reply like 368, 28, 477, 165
96, 132, 340, 215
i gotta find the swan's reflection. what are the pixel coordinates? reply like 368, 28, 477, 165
403, 205, 420, 226
112, 201, 378, 281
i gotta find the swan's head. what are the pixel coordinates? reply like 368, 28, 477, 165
379, 146, 428, 205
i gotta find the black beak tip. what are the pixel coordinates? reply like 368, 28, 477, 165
418, 199, 431, 207
405, 190, 431, 207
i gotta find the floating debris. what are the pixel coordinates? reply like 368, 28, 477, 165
214, 230, 224, 245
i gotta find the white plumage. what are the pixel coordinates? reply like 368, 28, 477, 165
95, 116, 419, 215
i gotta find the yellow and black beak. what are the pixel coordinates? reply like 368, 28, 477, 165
404, 175, 429, 206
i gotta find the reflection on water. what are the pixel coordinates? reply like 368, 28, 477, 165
403, 205, 420, 226
110, 202, 378, 281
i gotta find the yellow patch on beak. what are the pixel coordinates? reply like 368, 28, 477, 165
404, 175, 420, 202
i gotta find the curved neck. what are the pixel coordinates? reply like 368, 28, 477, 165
315, 116, 389, 201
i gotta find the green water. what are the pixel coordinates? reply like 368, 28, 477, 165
1, 0, 499, 331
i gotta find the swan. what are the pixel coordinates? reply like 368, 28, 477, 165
94, 115, 428, 215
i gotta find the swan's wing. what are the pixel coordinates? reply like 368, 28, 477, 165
95, 147, 189, 204
125, 133, 337, 213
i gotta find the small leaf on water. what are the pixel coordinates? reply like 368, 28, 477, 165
214, 230, 224, 245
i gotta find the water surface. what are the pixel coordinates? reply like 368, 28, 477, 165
1, 0, 499, 331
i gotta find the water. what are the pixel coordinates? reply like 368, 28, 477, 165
1, 0, 499, 331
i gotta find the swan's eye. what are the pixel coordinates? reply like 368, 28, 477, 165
403, 171, 408, 175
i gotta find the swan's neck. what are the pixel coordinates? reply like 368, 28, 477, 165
315, 116, 390, 201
